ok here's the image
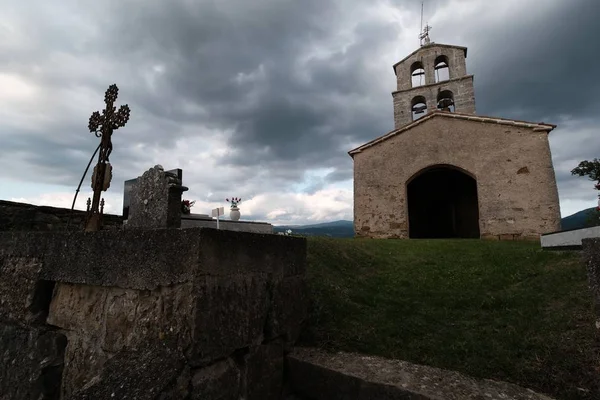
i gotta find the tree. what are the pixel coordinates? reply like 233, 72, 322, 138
571, 158, 600, 227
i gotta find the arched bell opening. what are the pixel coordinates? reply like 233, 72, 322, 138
410, 61, 425, 88
434, 55, 450, 82
411, 96, 428, 121
437, 90, 455, 112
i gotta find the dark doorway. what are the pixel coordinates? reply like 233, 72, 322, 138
407, 166, 480, 239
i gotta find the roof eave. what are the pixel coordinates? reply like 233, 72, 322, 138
347, 111, 557, 155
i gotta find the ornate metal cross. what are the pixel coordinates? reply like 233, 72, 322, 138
85, 84, 130, 232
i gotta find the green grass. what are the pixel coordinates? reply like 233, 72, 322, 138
299, 238, 600, 400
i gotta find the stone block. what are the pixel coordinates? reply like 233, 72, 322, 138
60, 333, 111, 398
0, 256, 51, 325
244, 343, 285, 400
70, 343, 187, 399
0, 227, 307, 290
499, 234, 516, 241
266, 276, 308, 343
191, 358, 241, 400
190, 275, 269, 363
198, 228, 307, 277
287, 352, 362, 400
0, 228, 202, 290
47, 283, 108, 336
288, 348, 555, 400
0, 324, 66, 400
49, 282, 196, 397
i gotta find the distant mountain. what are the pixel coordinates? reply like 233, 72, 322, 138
271, 210, 599, 237
273, 220, 354, 238
561, 207, 598, 231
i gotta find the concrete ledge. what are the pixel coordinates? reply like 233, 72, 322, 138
541, 226, 600, 249
287, 348, 554, 400
181, 215, 273, 234
0, 227, 304, 290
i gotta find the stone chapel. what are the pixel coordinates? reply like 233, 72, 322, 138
348, 39, 561, 240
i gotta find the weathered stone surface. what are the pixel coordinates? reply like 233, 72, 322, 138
59, 333, 110, 399
351, 115, 561, 240
126, 165, 187, 229
0, 226, 308, 398
583, 238, 600, 330
49, 282, 197, 348
191, 358, 241, 400
266, 276, 308, 342
288, 348, 555, 400
0, 324, 66, 400
244, 343, 285, 400
0, 199, 123, 232
392, 44, 474, 128
0, 227, 306, 290
47, 284, 108, 336
197, 228, 306, 277
0, 229, 201, 289
47, 282, 195, 396
70, 344, 186, 399
191, 275, 269, 363
0, 255, 51, 324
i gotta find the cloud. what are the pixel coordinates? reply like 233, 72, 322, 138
0, 0, 598, 224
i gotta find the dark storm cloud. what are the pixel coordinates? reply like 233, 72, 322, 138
0, 0, 598, 208
451, 0, 600, 122
85, 0, 403, 172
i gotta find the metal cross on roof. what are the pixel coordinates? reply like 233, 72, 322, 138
84, 84, 131, 232
419, 23, 432, 47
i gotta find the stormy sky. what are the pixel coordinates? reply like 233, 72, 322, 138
0, 0, 598, 225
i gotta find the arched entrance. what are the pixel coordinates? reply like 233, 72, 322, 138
407, 165, 480, 239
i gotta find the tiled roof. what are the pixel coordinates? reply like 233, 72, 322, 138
348, 111, 557, 157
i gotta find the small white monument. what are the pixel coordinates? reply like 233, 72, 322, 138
212, 207, 225, 230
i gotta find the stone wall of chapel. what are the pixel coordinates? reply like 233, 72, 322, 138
392, 76, 476, 129
353, 117, 561, 239
395, 45, 468, 90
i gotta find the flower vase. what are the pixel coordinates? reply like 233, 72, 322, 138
230, 207, 240, 221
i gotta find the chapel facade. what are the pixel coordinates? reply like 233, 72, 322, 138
348, 39, 561, 240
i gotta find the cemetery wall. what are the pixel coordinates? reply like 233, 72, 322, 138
0, 200, 123, 231
541, 225, 600, 249
181, 216, 273, 234
0, 227, 308, 399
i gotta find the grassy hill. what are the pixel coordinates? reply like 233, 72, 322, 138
298, 238, 599, 400
561, 207, 598, 230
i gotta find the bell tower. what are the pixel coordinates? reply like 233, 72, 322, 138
391, 25, 476, 129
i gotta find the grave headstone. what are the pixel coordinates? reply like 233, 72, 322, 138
123, 168, 182, 219
125, 165, 188, 229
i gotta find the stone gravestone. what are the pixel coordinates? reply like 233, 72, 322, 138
123, 168, 182, 220
125, 165, 188, 229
